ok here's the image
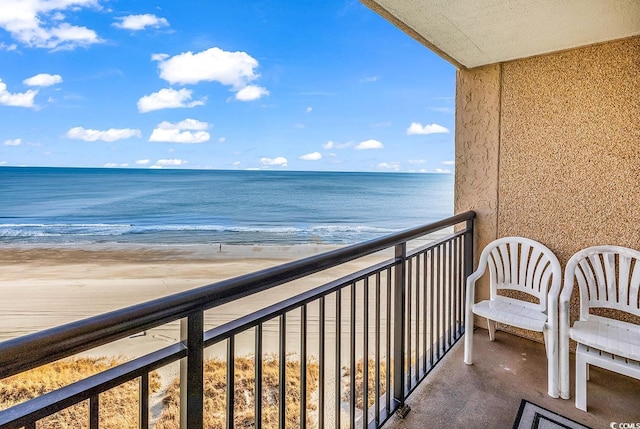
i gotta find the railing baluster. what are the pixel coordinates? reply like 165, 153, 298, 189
415, 255, 421, 381
406, 257, 413, 388
300, 304, 307, 429
460, 236, 465, 336
139, 372, 149, 429
335, 289, 342, 429
350, 282, 356, 429
436, 245, 442, 359
453, 237, 459, 338
363, 277, 369, 429
319, 297, 325, 429
227, 336, 235, 429
385, 267, 391, 415
375, 272, 381, 426
89, 395, 99, 429
429, 249, 435, 367
448, 240, 453, 347
422, 251, 428, 372
279, 314, 286, 429
180, 312, 204, 429
255, 324, 263, 429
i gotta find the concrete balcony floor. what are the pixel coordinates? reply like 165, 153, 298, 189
385, 328, 640, 428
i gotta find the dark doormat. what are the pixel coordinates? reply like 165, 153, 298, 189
513, 400, 592, 429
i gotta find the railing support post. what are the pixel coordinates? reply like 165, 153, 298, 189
180, 312, 204, 429
463, 219, 475, 328
393, 243, 411, 418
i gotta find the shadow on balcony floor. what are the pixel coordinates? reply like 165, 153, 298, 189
385, 328, 640, 429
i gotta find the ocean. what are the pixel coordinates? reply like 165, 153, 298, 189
0, 167, 453, 246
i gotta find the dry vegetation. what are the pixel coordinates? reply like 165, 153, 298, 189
0, 355, 397, 428
155, 355, 319, 429
0, 357, 161, 429
342, 359, 388, 410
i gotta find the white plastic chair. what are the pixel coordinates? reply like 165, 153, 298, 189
559, 246, 640, 409
464, 237, 562, 398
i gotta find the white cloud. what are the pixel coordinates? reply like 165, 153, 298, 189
113, 14, 169, 31
234, 85, 269, 101
232, 161, 241, 166
136, 159, 150, 165
299, 152, 322, 161
260, 157, 288, 167
66, 127, 142, 142
408, 159, 427, 164
23, 73, 63, 87
406, 122, 450, 135
0, 79, 38, 107
155, 159, 187, 166
377, 162, 401, 171
137, 88, 205, 113
442, 160, 455, 165
104, 163, 128, 168
0, 0, 102, 50
154, 47, 260, 87
148, 119, 210, 144
218, 137, 226, 143
306, 107, 313, 113
4, 138, 21, 146
153, 47, 268, 100
355, 139, 383, 150
434, 168, 452, 174
322, 140, 352, 150
0, 42, 17, 51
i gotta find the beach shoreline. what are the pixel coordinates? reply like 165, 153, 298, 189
0, 242, 391, 352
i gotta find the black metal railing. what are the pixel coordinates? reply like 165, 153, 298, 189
0, 211, 475, 429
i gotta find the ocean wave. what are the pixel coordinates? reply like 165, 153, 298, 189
0, 222, 400, 244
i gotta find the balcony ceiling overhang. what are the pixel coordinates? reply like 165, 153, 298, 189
362, 0, 640, 69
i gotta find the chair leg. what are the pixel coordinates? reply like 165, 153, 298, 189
487, 319, 496, 341
464, 309, 474, 365
543, 328, 559, 398
575, 351, 587, 411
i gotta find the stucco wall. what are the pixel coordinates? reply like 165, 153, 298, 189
456, 36, 640, 333
454, 65, 501, 303
499, 37, 640, 263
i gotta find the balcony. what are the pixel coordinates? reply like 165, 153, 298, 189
385, 328, 640, 428
0, 211, 638, 428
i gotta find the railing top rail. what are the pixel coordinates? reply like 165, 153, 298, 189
0, 211, 475, 379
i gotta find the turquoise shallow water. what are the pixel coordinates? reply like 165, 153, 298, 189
0, 167, 453, 245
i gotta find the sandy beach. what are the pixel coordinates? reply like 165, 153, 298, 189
0, 243, 393, 358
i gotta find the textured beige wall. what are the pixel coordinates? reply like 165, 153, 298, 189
499, 37, 640, 263
456, 36, 640, 333
454, 64, 501, 306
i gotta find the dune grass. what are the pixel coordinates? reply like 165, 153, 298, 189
154, 355, 320, 429
0, 355, 320, 429
0, 357, 161, 429
342, 359, 389, 410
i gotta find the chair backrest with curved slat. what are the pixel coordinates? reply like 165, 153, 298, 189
566, 245, 640, 321
484, 237, 561, 312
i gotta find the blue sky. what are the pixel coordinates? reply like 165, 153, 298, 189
0, 1, 456, 172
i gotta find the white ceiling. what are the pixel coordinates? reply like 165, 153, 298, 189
362, 0, 640, 69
